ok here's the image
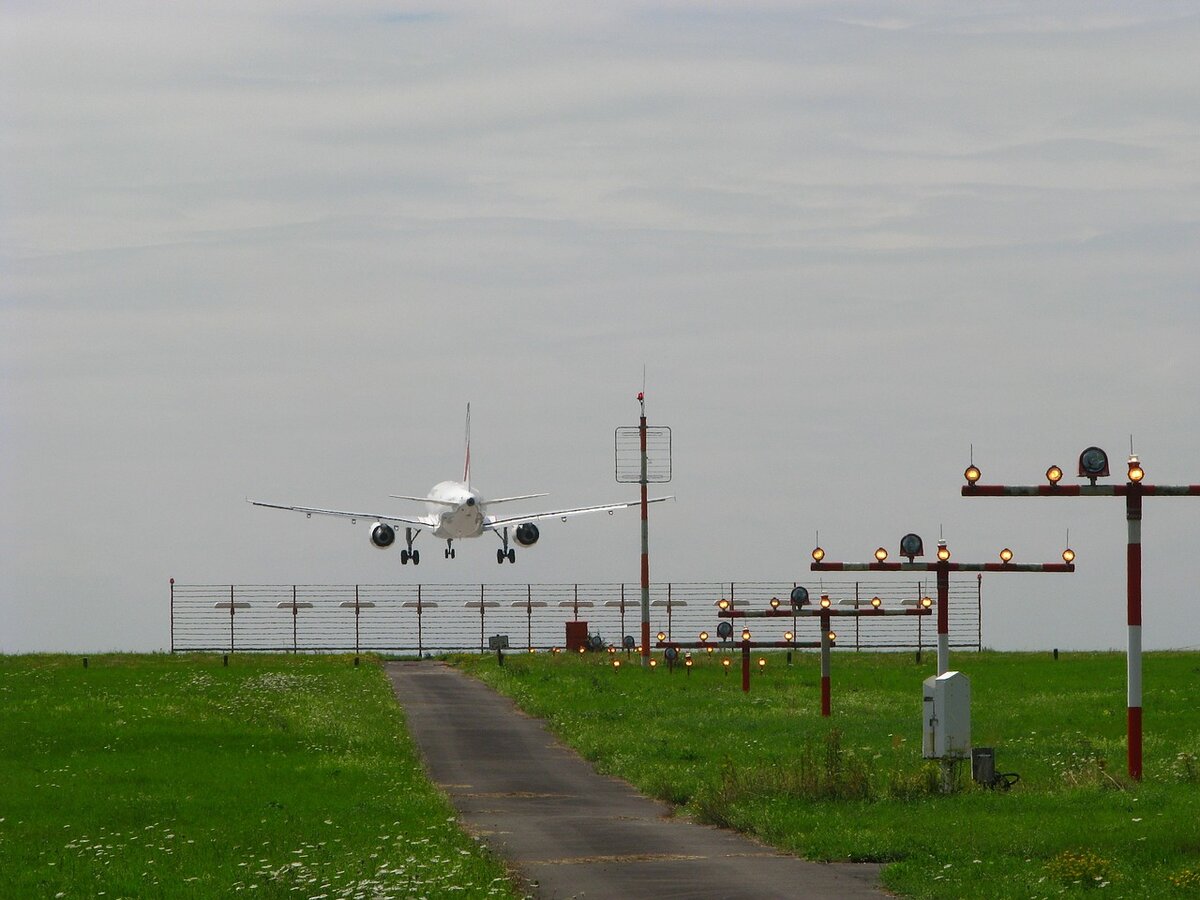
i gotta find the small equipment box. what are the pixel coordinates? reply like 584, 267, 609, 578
923, 671, 971, 759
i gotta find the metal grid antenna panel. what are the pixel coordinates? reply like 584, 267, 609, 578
615, 426, 672, 483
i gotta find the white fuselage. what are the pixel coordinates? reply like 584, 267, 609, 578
426, 480, 487, 539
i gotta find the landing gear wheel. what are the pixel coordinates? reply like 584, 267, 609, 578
450, 548, 456, 559
401, 550, 410, 565
411, 550, 420, 565
497, 549, 505, 564
507, 549, 516, 564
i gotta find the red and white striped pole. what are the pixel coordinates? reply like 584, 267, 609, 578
936, 559, 950, 675
1126, 485, 1143, 781
820, 611, 832, 716
741, 632, 751, 693
639, 393, 651, 668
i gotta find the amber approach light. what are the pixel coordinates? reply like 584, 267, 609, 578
827, 631, 837, 641
758, 657, 766, 668
722, 658, 731, 668
875, 547, 888, 562
1047, 465, 1063, 484
718, 598, 730, 611
699, 631, 709, 642
612, 659, 620, 669
811, 546, 825, 562
769, 597, 780, 610
685, 657, 693, 668
1128, 455, 1145, 483
742, 628, 751, 641
1062, 547, 1076, 564
1000, 547, 1014, 563
649, 658, 657, 668
937, 542, 951, 561
657, 631, 666, 642
784, 631, 794, 642
871, 596, 882, 608
820, 595, 832, 609
965, 465, 981, 485
921, 596, 933, 608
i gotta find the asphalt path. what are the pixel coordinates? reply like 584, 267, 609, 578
386, 661, 888, 899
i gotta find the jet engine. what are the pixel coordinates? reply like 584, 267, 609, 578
370, 522, 396, 548
514, 522, 540, 547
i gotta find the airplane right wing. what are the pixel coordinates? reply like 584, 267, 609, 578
484, 496, 673, 529
248, 500, 431, 528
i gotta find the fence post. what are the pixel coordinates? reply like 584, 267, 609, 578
667, 582, 672, 641
915, 580, 923, 662
417, 584, 423, 656
619, 583, 626, 645
169, 578, 175, 653
977, 573, 983, 649
855, 581, 861, 651
480, 584, 485, 652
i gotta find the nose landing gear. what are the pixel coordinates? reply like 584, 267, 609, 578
445, 539, 456, 559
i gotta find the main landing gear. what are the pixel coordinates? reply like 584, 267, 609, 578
444, 539, 456, 559
496, 527, 516, 564
400, 527, 421, 566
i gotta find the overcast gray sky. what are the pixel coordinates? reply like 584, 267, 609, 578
4, 1, 1199, 654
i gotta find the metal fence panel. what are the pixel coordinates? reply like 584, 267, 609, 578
171, 578, 981, 653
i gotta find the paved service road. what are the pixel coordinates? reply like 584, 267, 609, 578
386, 661, 887, 899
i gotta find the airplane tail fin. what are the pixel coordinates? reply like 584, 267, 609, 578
463, 403, 471, 488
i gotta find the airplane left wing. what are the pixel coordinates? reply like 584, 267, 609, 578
248, 500, 430, 528
484, 496, 673, 529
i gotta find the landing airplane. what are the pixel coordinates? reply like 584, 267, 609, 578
249, 406, 672, 564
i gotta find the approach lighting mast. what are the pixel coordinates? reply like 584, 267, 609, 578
962, 446, 1200, 780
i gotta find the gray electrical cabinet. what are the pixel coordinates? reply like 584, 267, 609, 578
923, 671, 971, 759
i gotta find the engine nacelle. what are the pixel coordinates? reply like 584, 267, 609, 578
370, 522, 396, 548
514, 522, 540, 547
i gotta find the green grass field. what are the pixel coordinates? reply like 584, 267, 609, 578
454, 649, 1200, 899
0, 654, 517, 899
5, 652, 1198, 899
